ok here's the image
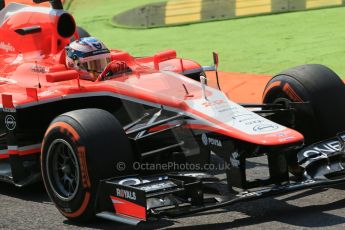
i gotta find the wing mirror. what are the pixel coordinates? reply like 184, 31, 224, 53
200, 52, 221, 90
46, 70, 79, 83
153, 49, 177, 70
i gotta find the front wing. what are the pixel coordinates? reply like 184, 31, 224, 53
94, 134, 345, 225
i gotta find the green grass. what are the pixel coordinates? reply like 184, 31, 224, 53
67, 0, 345, 76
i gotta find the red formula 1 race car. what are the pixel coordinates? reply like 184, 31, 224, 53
2, 0, 345, 226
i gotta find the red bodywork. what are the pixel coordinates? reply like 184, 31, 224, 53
0, 3, 304, 160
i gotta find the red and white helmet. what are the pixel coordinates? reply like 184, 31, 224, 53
66, 37, 111, 75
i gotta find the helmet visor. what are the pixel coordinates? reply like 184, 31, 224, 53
80, 57, 111, 73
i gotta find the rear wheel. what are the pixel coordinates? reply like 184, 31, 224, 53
41, 109, 134, 222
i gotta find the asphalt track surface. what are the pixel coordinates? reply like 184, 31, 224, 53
2, 155, 345, 230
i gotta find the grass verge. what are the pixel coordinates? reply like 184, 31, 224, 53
68, 1, 345, 77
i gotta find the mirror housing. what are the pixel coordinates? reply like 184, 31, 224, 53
46, 70, 79, 83
153, 49, 177, 70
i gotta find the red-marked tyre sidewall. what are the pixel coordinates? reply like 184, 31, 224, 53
263, 74, 319, 144
41, 122, 92, 221
41, 109, 135, 222
263, 64, 345, 144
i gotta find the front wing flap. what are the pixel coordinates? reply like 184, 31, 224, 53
95, 173, 345, 225
95, 133, 345, 225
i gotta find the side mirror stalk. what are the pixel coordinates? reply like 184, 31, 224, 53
213, 52, 221, 91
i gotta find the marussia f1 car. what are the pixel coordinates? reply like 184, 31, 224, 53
2, 0, 345, 226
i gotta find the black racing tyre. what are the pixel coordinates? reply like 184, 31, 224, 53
41, 109, 134, 222
263, 64, 345, 144
70, 26, 91, 42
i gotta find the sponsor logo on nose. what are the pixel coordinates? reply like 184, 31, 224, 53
5, 115, 16, 131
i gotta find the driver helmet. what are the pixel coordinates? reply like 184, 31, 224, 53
66, 37, 111, 79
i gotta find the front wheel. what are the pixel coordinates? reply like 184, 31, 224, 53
41, 109, 134, 221
263, 64, 345, 176
263, 64, 345, 144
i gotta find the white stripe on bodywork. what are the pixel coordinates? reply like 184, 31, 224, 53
18, 143, 41, 151
7, 145, 18, 150
0, 143, 41, 154
0, 77, 17, 84
0, 149, 7, 155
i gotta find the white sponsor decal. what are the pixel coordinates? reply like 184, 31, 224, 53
201, 133, 208, 146
0, 42, 15, 53
184, 88, 286, 135
201, 133, 222, 147
5, 115, 16, 130
230, 151, 240, 167
302, 141, 341, 158
253, 124, 279, 132
208, 137, 222, 147
116, 188, 136, 200
118, 178, 148, 186
138, 182, 173, 192
117, 176, 168, 186
31, 65, 47, 73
